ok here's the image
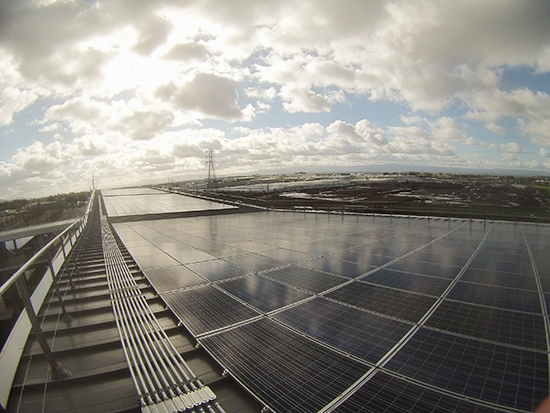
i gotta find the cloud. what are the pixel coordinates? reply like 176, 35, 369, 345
1, 0, 550, 198
464, 88, 550, 145
159, 73, 248, 120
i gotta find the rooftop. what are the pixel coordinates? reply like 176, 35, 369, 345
2, 188, 549, 412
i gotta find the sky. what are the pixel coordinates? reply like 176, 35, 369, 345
1, 0, 550, 199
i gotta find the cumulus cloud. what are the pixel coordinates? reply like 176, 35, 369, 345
158, 73, 248, 120
1, 0, 550, 197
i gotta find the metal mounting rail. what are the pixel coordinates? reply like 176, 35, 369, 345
100, 212, 224, 413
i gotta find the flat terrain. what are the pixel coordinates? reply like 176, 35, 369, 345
207, 177, 550, 223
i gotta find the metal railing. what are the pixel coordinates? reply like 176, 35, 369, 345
0, 191, 95, 409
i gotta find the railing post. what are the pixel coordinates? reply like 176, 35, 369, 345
15, 277, 71, 380
47, 250, 72, 324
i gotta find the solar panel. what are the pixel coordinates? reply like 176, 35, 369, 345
384, 328, 548, 412
302, 257, 370, 278
425, 300, 547, 350
362, 269, 452, 296
161, 286, 260, 335
326, 282, 437, 322
264, 267, 347, 293
186, 259, 247, 281
460, 268, 539, 290
258, 248, 310, 263
218, 275, 312, 313
335, 371, 503, 413
133, 253, 181, 269
274, 298, 412, 363
387, 260, 462, 278
199, 318, 370, 413
225, 253, 284, 272
112, 209, 550, 412
142, 265, 207, 293
468, 256, 534, 275
446, 282, 541, 313
333, 249, 393, 267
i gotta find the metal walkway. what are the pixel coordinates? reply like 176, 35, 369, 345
100, 204, 224, 413
3, 192, 256, 413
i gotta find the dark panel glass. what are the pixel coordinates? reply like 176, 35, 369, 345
387, 260, 461, 279
200, 318, 370, 413
219, 275, 312, 313
425, 300, 547, 350
132, 253, 181, 269
363, 269, 452, 296
265, 267, 347, 293
447, 282, 541, 313
274, 298, 411, 363
460, 268, 538, 291
161, 286, 260, 335
225, 253, 283, 272
326, 282, 437, 322
385, 328, 549, 412
468, 257, 534, 275
186, 259, 247, 281
302, 257, 370, 278
258, 248, 309, 263
143, 266, 206, 293
336, 371, 502, 413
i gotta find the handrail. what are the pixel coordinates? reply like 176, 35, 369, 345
0, 190, 95, 297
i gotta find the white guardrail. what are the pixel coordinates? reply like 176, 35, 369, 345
0, 191, 95, 409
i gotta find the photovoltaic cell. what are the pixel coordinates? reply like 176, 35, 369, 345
468, 257, 534, 275
334, 249, 393, 267
264, 267, 346, 293
326, 282, 437, 322
460, 268, 538, 291
384, 328, 549, 412
218, 275, 312, 313
142, 265, 206, 293
446, 282, 541, 313
424, 300, 547, 350
186, 259, 247, 281
387, 260, 462, 279
258, 248, 309, 264
273, 298, 411, 363
161, 286, 260, 335
200, 318, 370, 413
335, 371, 502, 413
362, 269, 452, 296
302, 257, 370, 278
132, 253, 181, 269
225, 253, 284, 272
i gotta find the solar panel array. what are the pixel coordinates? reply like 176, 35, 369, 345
112, 204, 550, 413
102, 188, 236, 217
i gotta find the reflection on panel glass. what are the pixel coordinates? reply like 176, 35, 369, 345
303, 257, 370, 278
186, 259, 247, 281
327, 282, 437, 322
218, 275, 311, 313
109, 209, 550, 413
265, 267, 346, 293
274, 298, 411, 363
225, 253, 283, 272
142, 266, 206, 293
446, 282, 541, 313
363, 269, 452, 296
460, 268, 538, 290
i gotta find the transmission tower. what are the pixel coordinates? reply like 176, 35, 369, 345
206, 148, 216, 189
